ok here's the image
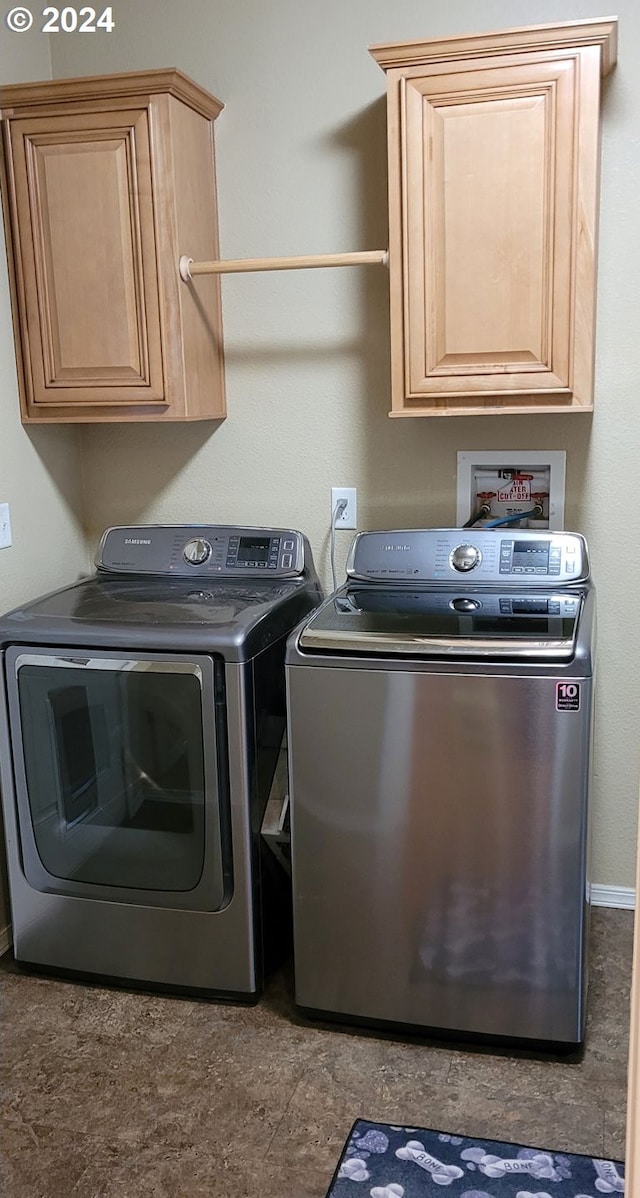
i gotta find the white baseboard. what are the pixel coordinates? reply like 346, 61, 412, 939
592, 884, 635, 910
0, 923, 12, 956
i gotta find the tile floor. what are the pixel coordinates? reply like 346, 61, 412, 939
0, 906, 632, 1198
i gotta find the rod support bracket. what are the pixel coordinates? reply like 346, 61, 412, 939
179, 255, 194, 282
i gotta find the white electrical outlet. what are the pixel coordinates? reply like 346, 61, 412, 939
331, 487, 357, 530
0, 503, 12, 549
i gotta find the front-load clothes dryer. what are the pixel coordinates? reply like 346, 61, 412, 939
286, 528, 595, 1049
0, 525, 321, 1000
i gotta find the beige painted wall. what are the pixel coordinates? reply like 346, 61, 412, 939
2, 0, 634, 894
0, 27, 89, 939
0, 31, 88, 608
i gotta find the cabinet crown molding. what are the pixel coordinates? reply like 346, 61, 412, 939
0, 67, 224, 121
369, 16, 618, 76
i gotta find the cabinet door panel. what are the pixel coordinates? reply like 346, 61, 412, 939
10, 109, 165, 407
372, 21, 615, 416
430, 95, 549, 365
404, 56, 581, 402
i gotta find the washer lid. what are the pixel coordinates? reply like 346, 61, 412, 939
297, 586, 586, 659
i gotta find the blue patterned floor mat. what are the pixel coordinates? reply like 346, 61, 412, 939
325, 1120, 625, 1198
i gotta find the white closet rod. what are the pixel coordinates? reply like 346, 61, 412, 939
179, 249, 389, 281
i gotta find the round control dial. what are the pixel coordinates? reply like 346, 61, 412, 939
183, 538, 212, 566
450, 544, 482, 572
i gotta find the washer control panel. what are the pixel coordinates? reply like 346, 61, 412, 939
347, 529, 589, 586
97, 525, 306, 577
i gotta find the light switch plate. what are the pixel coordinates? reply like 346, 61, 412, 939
0, 503, 12, 549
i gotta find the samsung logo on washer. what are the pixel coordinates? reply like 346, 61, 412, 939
124, 538, 152, 545
383, 544, 411, 551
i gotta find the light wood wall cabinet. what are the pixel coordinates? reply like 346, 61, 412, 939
370, 19, 617, 417
0, 69, 226, 423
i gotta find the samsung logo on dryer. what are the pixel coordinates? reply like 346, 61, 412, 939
382, 544, 411, 551
124, 537, 152, 545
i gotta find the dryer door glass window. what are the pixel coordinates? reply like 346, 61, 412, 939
13, 655, 226, 902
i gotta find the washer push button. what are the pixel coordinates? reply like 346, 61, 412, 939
548, 546, 562, 576
499, 540, 513, 574
269, 538, 280, 570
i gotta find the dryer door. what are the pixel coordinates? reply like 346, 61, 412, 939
5, 647, 232, 911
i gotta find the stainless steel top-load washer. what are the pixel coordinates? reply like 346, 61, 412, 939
0, 524, 321, 1000
286, 528, 595, 1048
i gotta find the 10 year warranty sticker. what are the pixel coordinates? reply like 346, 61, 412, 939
556, 682, 581, 712
6, 6, 114, 32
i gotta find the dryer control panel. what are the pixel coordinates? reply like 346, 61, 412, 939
347, 529, 589, 586
97, 525, 307, 577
